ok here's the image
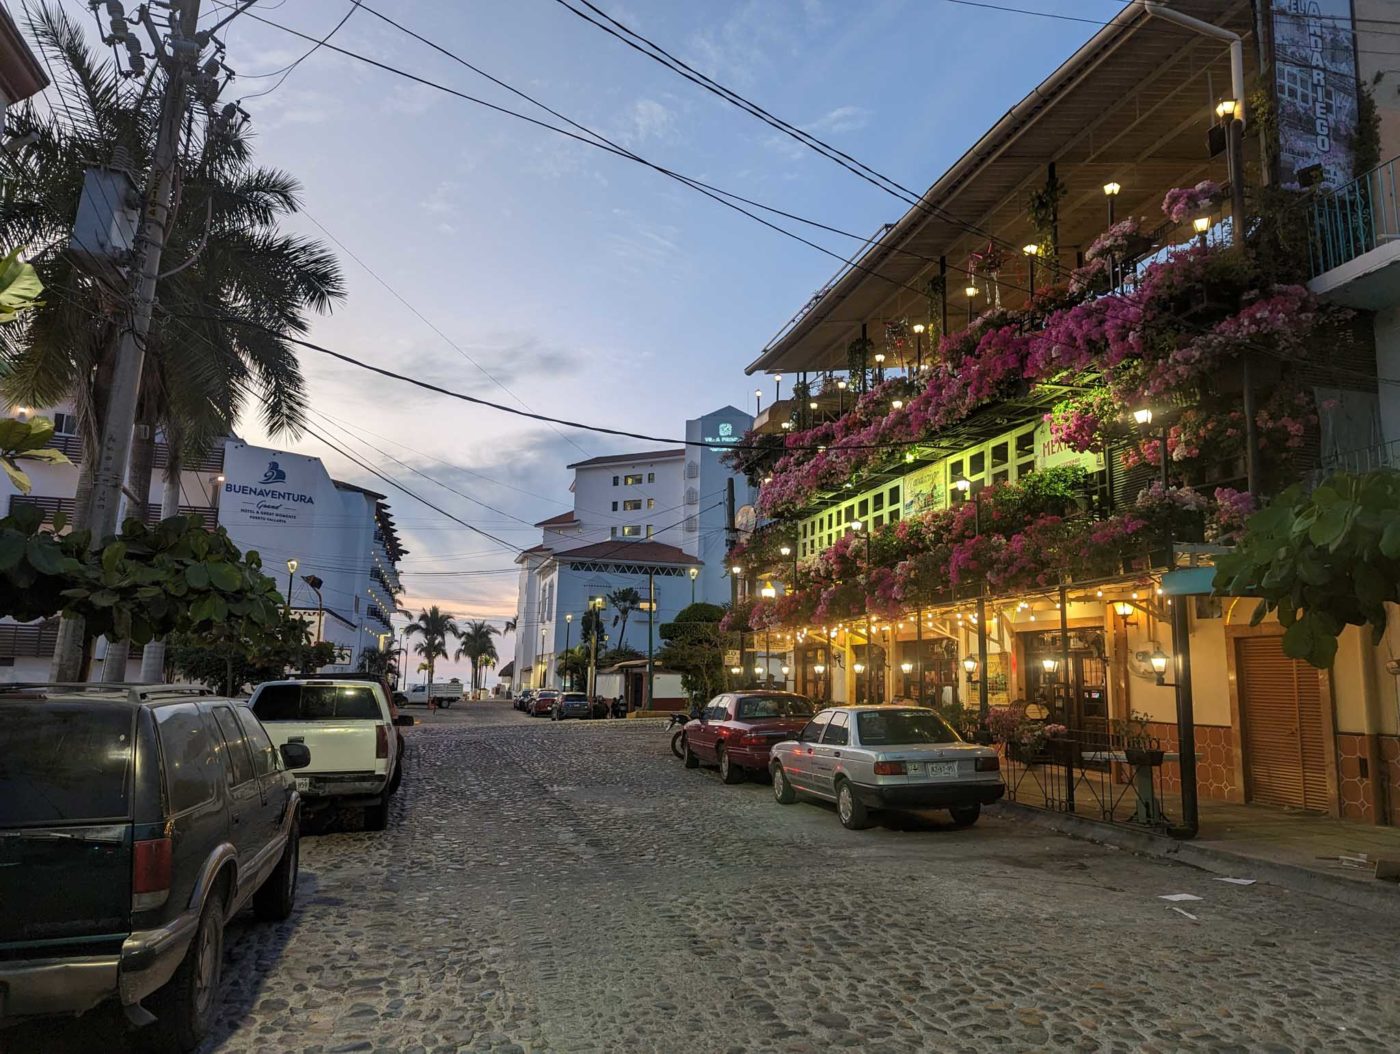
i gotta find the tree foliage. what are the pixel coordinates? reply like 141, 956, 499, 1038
169, 609, 337, 694
1214, 470, 1400, 668
455, 618, 500, 691
0, 415, 71, 494
657, 603, 728, 703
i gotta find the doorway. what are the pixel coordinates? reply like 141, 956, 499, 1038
1021, 628, 1109, 733
1236, 635, 1330, 811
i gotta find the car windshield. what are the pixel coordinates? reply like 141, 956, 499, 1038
0, 702, 134, 826
857, 709, 962, 746
735, 695, 817, 720
253, 684, 382, 721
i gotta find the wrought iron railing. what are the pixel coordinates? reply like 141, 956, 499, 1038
1308, 156, 1400, 277
998, 726, 1176, 833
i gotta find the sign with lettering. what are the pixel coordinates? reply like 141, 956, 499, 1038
1272, 0, 1358, 189
1034, 422, 1104, 474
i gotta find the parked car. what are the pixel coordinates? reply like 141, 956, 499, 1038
247, 679, 412, 830
515, 689, 536, 712
769, 706, 1004, 830
551, 691, 591, 720
682, 691, 818, 784
0, 683, 309, 1050
530, 690, 560, 717
405, 681, 463, 707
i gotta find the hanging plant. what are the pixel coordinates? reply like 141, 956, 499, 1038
925, 274, 946, 346
1026, 171, 1067, 254
846, 337, 873, 393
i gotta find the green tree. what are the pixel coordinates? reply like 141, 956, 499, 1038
357, 646, 399, 683
657, 603, 727, 704
606, 586, 643, 650
403, 606, 459, 685
169, 609, 337, 695
455, 619, 501, 691
556, 644, 589, 690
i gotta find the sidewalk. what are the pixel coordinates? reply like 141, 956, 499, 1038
991, 795, 1400, 913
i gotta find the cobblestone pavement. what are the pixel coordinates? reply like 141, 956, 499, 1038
15, 699, 1400, 1054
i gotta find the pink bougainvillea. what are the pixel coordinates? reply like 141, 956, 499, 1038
1161, 180, 1223, 223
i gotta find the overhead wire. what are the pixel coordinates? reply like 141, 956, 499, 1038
235, 0, 359, 101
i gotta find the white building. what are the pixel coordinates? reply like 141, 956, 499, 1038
510, 405, 753, 697
0, 406, 403, 681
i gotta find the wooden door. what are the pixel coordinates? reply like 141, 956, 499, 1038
1237, 636, 1329, 811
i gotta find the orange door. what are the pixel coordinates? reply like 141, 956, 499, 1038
1236, 636, 1329, 811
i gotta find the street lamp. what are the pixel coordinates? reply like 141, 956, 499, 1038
837, 377, 848, 413
781, 664, 790, 689
774, 372, 782, 405
965, 282, 980, 325
1133, 406, 1170, 490
852, 518, 874, 705
284, 558, 298, 614
754, 388, 762, 416
688, 566, 698, 604
962, 655, 979, 681
1150, 647, 1172, 686
1022, 243, 1040, 298
912, 322, 926, 371
1103, 181, 1121, 225
760, 581, 776, 599
563, 613, 573, 688
1193, 215, 1210, 246
1040, 656, 1060, 675
301, 574, 324, 645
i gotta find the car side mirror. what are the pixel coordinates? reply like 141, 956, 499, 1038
394, 714, 415, 727
280, 742, 311, 770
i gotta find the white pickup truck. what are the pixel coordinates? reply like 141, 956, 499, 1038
405, 681, 464, 707
247, 678, 412, 830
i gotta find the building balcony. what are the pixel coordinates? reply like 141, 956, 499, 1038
7, 495, 217, 532
1308, 155, 1400, 310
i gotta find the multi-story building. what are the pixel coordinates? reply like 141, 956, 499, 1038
0, 406, 404, 680
509, 405, 753, 697
736, 2, 1400, 835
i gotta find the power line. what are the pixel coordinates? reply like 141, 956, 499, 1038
235, 0, 359, 101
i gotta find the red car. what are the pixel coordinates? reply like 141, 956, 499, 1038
683, 691, 818, 784
531, 690, 560, 717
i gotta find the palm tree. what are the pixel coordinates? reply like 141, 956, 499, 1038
455, 619, 500, 692
403, 606, 459, 687
556, 645, 588, 690
607, 587, 643, 650
1, 5, 343, 678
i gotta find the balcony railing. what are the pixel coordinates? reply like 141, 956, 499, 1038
1308, 156, 1400, 278
8, 495, 217, 532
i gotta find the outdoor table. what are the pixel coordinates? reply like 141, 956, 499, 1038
1081, 751, 1200, 825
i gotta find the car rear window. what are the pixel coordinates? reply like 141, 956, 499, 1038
0, 702, 134, 826
857, 709, 962, 746
563, 693, 588, 702
735, 695, 817, 720
252, 684, 383, 721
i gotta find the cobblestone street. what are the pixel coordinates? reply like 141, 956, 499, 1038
16, 698, 1400, 1054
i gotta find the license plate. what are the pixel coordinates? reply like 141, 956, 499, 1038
926, 762, 959, 778
296, 778, 311, 792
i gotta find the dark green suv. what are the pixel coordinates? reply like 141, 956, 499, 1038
0, 684, 310, 1050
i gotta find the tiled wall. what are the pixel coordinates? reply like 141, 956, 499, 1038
1149, 722, 1239, 802
1338, 733, 1400, 824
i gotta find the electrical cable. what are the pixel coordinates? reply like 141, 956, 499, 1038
235, 0, 358, 101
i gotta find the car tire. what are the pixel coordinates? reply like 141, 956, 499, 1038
670, 729, 686, 760
771, 764, 796, 804
252, 821, 300, 922
683, 739, 699, 769
148, 884, 225, 1052
836, 780, 873, 831
949, 804, 981, 827
364, 793, 390, 831
718, 747, 745, 785
387, 756, 404, 795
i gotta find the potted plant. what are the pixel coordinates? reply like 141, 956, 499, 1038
1123, 710, 1165, 767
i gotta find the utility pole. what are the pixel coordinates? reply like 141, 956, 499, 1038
645, 570, 655, 713
53, 0, 213, 680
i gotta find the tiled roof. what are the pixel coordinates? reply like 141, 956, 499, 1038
553, 540, 700, 566
534, 511, 579, 528
566, 448, 685, 470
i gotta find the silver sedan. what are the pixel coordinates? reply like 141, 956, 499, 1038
768, 706, 1005, 830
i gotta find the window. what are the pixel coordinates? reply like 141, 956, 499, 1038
611, 501, 618, 512
252, 684, 382, 721
623, 499, 642, 511
645, 524, 654, 538
647, 498, 655, 509
799, 711, 832, 743
234, 706, 278, 777
52, 411, 77, 435
735, 695, 816, 720
211, 706, 255, 787
704, 697, 731, 721
823, 712, 849, 746
623, 474, 643, 485
857, 709, 960, 746
620, 525, 641, 537
612, 475, 619, 486
647, 472, 655, 483
156, 706, 221, 814
610, 526, 618, 538
1, 703, 134, 824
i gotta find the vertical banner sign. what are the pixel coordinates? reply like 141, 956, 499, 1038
1272, 1, 1359, 189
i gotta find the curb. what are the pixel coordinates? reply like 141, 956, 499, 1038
989, 800, 1400, 914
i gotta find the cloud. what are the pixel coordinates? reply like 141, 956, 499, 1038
381, 83, 439, 116
686, 0, 832, 88
421, 180, 461, 217
806, 104, 871, 135
618, 98, 675, 146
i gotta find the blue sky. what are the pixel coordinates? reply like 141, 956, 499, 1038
70, 0, 1106, 675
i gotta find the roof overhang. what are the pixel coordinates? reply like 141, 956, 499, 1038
747, 0, 1255, 376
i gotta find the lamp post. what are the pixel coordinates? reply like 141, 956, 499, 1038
852, 520, 873, 704
912, 323, 925, 372
284, 558, 298, 615
1133, 407, 1170, 492
1103, 181, 1120, 225
774, 373, 782, 406
646, 569, 656, 711
837, 378, 847, 414
688, 566, 698, 605
586, 597, 604, 701
1216, 97, 1247, 245
1022, 243, 1040, 299
563, 612, 573, 689
781, 664, 791, 689
1193, 215, 1210, 247
873, 351, 886, 384
965, 282, 979, 326
754, 388, 762, 417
